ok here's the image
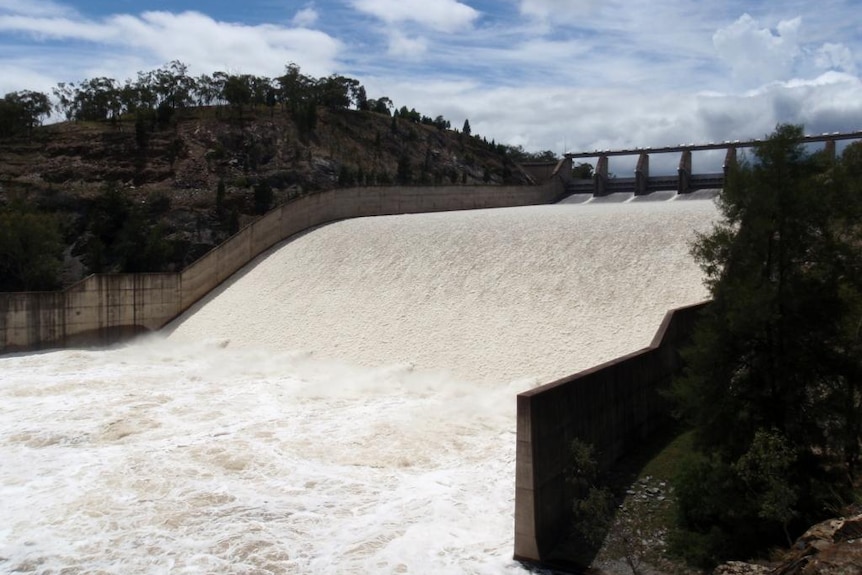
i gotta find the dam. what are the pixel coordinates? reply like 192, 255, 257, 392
0, 197, 718, 573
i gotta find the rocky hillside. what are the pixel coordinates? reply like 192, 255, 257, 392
0, 106, 539, 287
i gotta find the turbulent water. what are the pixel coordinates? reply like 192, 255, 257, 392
1, 199, 718, 574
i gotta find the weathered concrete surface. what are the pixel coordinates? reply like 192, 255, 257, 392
513, 302, 705, 565
1, 182, 564, 353
0, 274, 180, 351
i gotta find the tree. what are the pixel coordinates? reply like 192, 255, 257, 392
153, 60, 196, 112
462, 118, 471, 136
223, 74, 252, 115
369, 96, 393, 115
573, 162, 594, 179
76, 183, 173, 274
315, 75, 357, 109
0, 91, 51, 138
670, 125, 862, 564
355, 85, 369, 111
253, 179, 274, 214
0, 207, 64, 291
396, 154, 412, 185
72, 77, 122, 122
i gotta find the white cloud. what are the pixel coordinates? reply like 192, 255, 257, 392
0, 14, 109, 41
518, 0, 600, 21
0, 0, 74, 18
0, 9, 342, 79
371, 69, 862, 173
713, 14, 802, 86
350, 0, 479, 33
292, 6, 319, 27
386, 30, 428, 58
0, 60, 65, 96
1, 1, 861, 159
814, 43, 856, 74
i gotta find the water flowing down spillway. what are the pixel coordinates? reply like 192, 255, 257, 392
1, 199, 718, 574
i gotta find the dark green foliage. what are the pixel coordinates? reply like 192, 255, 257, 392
0, 205, 64, 291
146, 191, 172, 216
337, 165, 355, 187
223, 75, 252, 110
369, 96, 393, 115
76, 184, 173, 274
573, 162, 594, 179
462, 118, 471, 136
215, 178, 226, 220
253, 179, 274, 214
166, 137, 185, 167
292, 101, 317, 139
568, 438, 614, 548
399, 106, 421, 123
670, 126, 862, 564
0, 90, 51, 138
433, 115, 450, 130
228, 207, 240, 235
396, 154, 412, 185
355, 86, 368, 111
134, 114, 151, 149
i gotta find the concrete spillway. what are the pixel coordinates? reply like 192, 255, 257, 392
167, 200, 717, 385
0, 199, 718, 574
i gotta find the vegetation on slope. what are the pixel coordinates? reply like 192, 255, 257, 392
0, 62, 559, 291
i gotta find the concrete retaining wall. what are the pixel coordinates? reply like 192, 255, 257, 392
1, 181, 564, 353
513, 302, 706, 565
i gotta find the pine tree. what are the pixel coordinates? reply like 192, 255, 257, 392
670, 125, 862, 564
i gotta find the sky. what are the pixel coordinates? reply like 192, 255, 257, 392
1, 0, 861, 169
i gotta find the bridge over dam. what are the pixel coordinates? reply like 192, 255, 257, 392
541, 130, 862, 198
1, 132, 859, 573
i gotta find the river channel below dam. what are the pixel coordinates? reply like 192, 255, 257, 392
1, 198, 718, 573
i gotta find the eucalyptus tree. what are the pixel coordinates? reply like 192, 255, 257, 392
0, 90, 51, 137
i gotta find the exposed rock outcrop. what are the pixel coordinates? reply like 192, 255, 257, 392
713, 514, 862, 575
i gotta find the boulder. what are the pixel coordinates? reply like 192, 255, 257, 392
714, 514, 862, 575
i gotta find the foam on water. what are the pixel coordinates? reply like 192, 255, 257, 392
169, 201, 719, 385
0, 199, 718, 574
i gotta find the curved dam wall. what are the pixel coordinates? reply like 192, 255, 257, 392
162, 197, 718, 570
0, 193, 718, 572
0, 181, 564, 353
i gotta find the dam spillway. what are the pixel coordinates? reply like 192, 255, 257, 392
167, 200, 718, 385
0, 198, 718, 573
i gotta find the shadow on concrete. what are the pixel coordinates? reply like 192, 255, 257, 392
675, 189, 720, 201
587, 192, 634, 204
557, 193, 593, 204
533, 423, 686, 574
629, 190, 677, 202
161, 223, 334, 336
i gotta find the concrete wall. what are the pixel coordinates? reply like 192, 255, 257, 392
1, 181, 565, 353
0, 274, 181, 351
513, 302, 706, 565
521, 157, 574, 186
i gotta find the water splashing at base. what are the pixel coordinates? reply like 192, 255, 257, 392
1, 200, 717, 573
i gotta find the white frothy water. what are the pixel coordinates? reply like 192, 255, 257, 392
1, 200, 718, 574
